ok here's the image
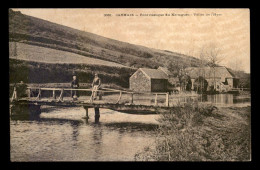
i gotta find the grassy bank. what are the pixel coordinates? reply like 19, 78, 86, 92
9, 59, 136, 88
135, 103, 251, 161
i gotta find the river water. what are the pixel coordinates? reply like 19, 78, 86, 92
10, 107, 159, 161
176, 94, 251, 107
10, 94, 251, 161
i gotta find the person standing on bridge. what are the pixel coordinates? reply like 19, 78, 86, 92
91, 73, 101, 100
71, 75, 79, 100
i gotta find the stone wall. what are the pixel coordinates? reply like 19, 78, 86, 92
129, 70, 151, 92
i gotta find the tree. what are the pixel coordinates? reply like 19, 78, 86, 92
194, 76, 208, 93
200, 43, 225, 90
166, 61, 183, 77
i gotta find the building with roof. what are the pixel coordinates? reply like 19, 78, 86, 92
158, 66, 180, 88
185, 66, 238, 92
157, 66, 174, 77
129, 67, 170, 92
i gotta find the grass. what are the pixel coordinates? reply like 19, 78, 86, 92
9, 9, 249, 85
9, 59, 136, 88
9, 9, 201, 69
135, 102, 251, 161
9, 42, 127, 67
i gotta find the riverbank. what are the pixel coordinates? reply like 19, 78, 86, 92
135, 105, 251, 161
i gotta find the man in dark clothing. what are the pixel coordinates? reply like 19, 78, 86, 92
71, 75, 79, 100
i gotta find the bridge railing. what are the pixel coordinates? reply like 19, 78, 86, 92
19, 87, 170, 106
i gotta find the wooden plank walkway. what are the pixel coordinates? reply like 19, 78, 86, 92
10, 87, 170, 106
10, 87, 173, 121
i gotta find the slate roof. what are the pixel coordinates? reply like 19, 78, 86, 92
185, 66, 234, 79
140, 68, 168, 79
157, 67, 174, 76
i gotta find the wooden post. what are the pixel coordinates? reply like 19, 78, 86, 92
86, 107, 89, 119
166, 92, 169, 107
60, 89, 64, 101
58, 89, 64, 101
116, 91, 122, 104
131, 93, 134, 104
94, 107, 100, 123
36, 88, 41, 100
154, 93, 158, 106
11, 87, 17, 102
39, 89, 41, 100
83, 106, 89, 120
28, 88, 31, 99
53, 90, 56, 99
14, 87, 17, 100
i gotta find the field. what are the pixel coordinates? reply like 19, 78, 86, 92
9, 42, 127, 67
9, 9, 201, 69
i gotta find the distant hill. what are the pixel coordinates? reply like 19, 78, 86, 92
9, 9, 201, 69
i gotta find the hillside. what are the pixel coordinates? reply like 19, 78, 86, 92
8, 9, 250, 89
9, 9, 201, 69
9, 42, 127, 67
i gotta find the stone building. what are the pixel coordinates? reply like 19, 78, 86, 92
129, 68, 169, 92
185, 66, 238, 92
158, 66, 180, 88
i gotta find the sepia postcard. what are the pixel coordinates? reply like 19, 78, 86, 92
9, 8, 251, 162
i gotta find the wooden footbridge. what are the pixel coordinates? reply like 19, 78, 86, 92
10, 86, 173, 123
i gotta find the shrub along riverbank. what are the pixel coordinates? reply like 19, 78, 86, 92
135, 103, 251, 161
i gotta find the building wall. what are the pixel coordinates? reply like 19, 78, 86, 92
190, 75, 234, 92
226, 78, 233, 88
129, 70, 151, 92
151, 79, 167, 92
205, 78, 233, 91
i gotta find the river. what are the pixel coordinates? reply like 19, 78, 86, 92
10, 94, 251, 161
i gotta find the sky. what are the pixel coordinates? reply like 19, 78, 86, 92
13, 8, 250, 73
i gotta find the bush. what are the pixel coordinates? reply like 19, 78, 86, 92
135, 102, 250, 161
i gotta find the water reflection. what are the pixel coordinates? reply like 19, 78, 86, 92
92, 124, 103, 145
91, 124, 103, 160
71, 123, 80, 145
177, 94, 251, 106
10, 107, 157, 161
